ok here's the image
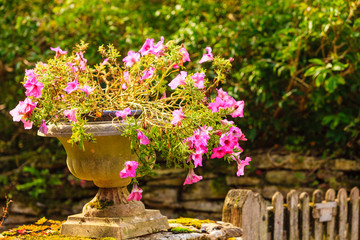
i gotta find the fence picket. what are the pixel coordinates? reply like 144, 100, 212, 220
255, 193, 269, 240
287, 190, 299, 240
325, 188, 336, 240
350, 187, 359, 240
299, 192, 310, 240
272, 192, 284, 240
312, 190, 323, 240
337, 188, 348, 240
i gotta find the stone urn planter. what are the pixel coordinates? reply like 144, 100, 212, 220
38, 119, 169, 239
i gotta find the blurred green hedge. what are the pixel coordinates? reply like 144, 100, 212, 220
1, 0, 359, 161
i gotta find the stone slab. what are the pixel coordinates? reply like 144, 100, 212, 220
60, 209, 169, 239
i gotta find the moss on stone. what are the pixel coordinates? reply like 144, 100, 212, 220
87, 199, 114, 209
170, 227, 195, 233
168, 217, 215, 229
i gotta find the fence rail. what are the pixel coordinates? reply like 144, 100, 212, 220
222, 187, 360, 240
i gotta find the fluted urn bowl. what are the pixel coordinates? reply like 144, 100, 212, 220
38, 119, 169, 239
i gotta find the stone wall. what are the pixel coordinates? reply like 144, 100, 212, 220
1, 149, 359, 229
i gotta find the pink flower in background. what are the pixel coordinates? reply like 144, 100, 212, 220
229, 126, 247, 141
76, 52, 87, 71
160, 92, 166, 99
235, 157, 251, 176
220, 119, 234, 125
39, 120, 48, 134
199, 47, 214, 64
137, 130, 149, 145
141, 67, 155, 80
120, 161, 138, 178
123, 51, 140, 67
191, 72, 205, 89
173, 47, 191, 69
66, 62, 78, 73
64, 78, 79, 94
230, 101, 245, 118
116, 107, 132, 120
152, 36, 166, 56
63, 109, 77, 122
171, 107, 185, 126
139, 38, 155, 56
183, 168, 203, 185
102, 58, 109, 65
208, 97, 225, 113
191, 153, 203, 168
168, 71, 187, 90
24, 77, 44, 98
127, 183, 143, 201
50, 47, 67, 57
79, 85, 95, 95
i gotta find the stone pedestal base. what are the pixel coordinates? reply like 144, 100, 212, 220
60, 209, 169, 240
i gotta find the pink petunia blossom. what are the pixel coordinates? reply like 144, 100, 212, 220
127, 183, 143, 201
123, 51, 140, 67
120, 161, 138, 178
66, 62, 78, 73
64, 78, 79, 94
137, 130, 149, 145
9, 98, 36, 122
220, 119, 234, 125
191, 72, 205, 89
199, 47, 214, 64
24, 77, 44, 99
63, 109, 77, 122
39, 119, 48, 134
116, 107, 132, 120
219, 133, 239, 150
235, 157, 251, 176
50, 47, 67, 57
229, 126, 247, 141
168, 71, 187, 90
210, 146, 227, 159
173, 47, 191, 69
230, 101, 245, 118
152, 36, 166, 56
183, 168, 203, 185
139, 39, 155, 56
160, 92, 167, 99
21, 119, 33, 129
208, 97, 225, 113
102, 58, 109, 65
191, 153, 203, 168
141, 67, 155, 80
79, 85, 95, 95
171, 107, 185, 126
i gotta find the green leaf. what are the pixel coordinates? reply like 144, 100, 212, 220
309, 58, 325, 66
315, 72, 327, 87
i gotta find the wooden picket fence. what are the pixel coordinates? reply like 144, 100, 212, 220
222, 187, 359, 240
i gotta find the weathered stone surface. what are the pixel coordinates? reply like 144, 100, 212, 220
226, 176, 261, 186
182, 180, 229, 201
261, 186, 279, 200
330, 159, 360, 171
61, 209, 169, 239
265, 170, 313, 185
2, 215, 38, 225
253, 153, 323, 170
150, 169, 186, 179
147, 177, 184, 187
183, 200, 224, 213
130, 221, 242, 240
143, 188, 179, 206
10, 202, 39, 216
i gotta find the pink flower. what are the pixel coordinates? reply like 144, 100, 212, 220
139, 39, 155, 56
230, 101, 245, 118
171, 107, 185, 126
220, 119, 234, 125
79, 85, 95, 95
236, 157, 251, 176
137, 130, 149, 145
64, 78, 79, 94
50, 47, 67, 57
173, 47, 191, 69
120, 161, 138, 178
63, 109, 77, 122
191, 153, 203, 168
123, 51, 140, 67
9, 98, 36, 122
191, 72, 205, 89
199, 47, 214, 64
208, 97, 225, 113
229, 126, 247, 141
24, 77, 44, 98
152, 36, 166, 56
22, 119, 33, 129
168, 71, 187, 90
141, 67, 155, 80
66, 62, 78, 73
127, 183, 143, 201
183, 168, 203, 185
116, 107, 132, 120
39, 120, 48, 134
102, 58, 109, 65
219, 133, 238, 150
160, 92, 166, 99
76, 52, 87, 71
210, 146, 227, 159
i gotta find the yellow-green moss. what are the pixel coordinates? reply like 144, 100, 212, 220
87, 199, 114, 209
170, 227, 195, 233
168, 217, 215, 229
